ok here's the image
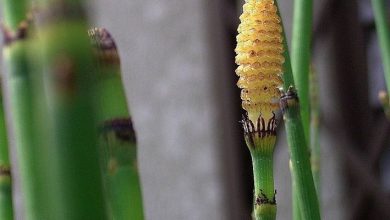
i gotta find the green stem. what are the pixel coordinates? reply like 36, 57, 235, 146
243, 129, 277, 220
291, 167, 302, 220
251, 151, 276, 220
291, 0, 312, 142
372, 0, 390, 92
1, 1, 42, 219
0, 80, 13, 220
89, 28, 144, 220
275, 1, 321, 219
251, 152, 274, 201
280, 87, 320, 220
34, 1, 108, 219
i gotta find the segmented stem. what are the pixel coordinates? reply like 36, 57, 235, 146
33, 1, 108, 219
89, 27, 144, 220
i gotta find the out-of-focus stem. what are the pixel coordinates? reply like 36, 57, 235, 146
275, 1, 321, 219
1, 0, 39, 219
34, 1, 108, 219
291, 0, 313, 217
279, 87, 320, 220
242, 116, 277, 220
89, 28, 144, 220
291, 0, 312, 142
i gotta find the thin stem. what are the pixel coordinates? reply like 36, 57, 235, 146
243, 131, 277, 220
291, 0, 312, 142
280, 87, 320, 220
0, 80, 13, 220
291, 0, 313, 218
275, 1, 321, 219
1, 0, 44, 219
251, 152, 274, 200
372, 0, 390, 92
250, 150, 276, 220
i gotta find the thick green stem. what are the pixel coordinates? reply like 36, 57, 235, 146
243, 128, 277, 220
89, 28, 144, 220
0, 81, 13, 220
33, 1, 108, 219
2, 0, 28, 29
372, 0, 390, 92
1, 0, 42, 219
291, 166, 302, 220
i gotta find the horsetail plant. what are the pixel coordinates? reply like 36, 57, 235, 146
1, 1, 43, 219
33, 1, 108, 219
275, 0, 321, 219
89, 28, 144, 220
291, 0, 313, 218
0, 78, 13, 220
379, 91, 390, 119
235, 0, 284, 219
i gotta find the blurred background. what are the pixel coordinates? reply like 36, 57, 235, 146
2, 0, 390, 219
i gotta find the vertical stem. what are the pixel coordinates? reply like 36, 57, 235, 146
372, 0, 390, 92
2, 0, 42, 219
250, 149, 276, 220
291, 0, 313, 218
89, 28, 144, 220
0, 80, 13, 220
291, 168, 302, 220
291, 0, 312, 142
34, 1, 108, 219
275, 1, 321, 219
243, 132, 277, 220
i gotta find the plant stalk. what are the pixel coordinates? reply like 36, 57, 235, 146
291, 0, 312, 142
291, 0, 313, 217
33, 1, 108, 219
1, 0, 43, 219
279, 87, 320, 220
0, 79, 13, 220
275, 1, 321, 219
89, 28, 144, 220
242, 117, 277, 220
